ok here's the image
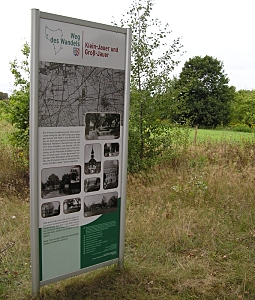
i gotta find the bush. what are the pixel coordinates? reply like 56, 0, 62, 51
230, 123, 254, 133
2, 43, 30, 153
0, 145, 29, 196
128, 121, 190, 173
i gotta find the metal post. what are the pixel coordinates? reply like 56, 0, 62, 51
118, 28, 131, 269
30, 8, 40, 296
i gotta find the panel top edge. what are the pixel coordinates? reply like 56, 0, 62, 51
32, 9, 128, 34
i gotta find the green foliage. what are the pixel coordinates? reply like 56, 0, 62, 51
230, 89, 255, 126
128, 117, 191, 172
0, 120, 29, 195
115, 0, 185, 172
230, 123, 254, 133
121, 0, 183, 93
175, 55, 235, 127
0, 92, 8, 100
2, 43, 30, 152
156, 75, 186, 122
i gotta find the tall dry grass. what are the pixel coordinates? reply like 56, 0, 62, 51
0, 145, 29, 196
0, 124, 30, 298
126, 141, 255, 299
0, 120, 29, 197
1, 139, 255, 299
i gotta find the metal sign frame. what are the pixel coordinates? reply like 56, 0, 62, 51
30, 9, 131, 295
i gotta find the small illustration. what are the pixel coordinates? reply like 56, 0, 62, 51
84, 192, 118, 218
84, 144, 101, 174
104, 143, 119, 157
84, 177, 100, 193
41, 201, 60, 218
45, 26, 63, 55
73, 47, 80, 56
103, 160, 119, 190
85, 113, 120, 140
63, 198, 81, 214
41, 165, 81, 199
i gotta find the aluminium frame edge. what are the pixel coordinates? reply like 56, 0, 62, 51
39, 11, 127, 34
30, 8, 40, 296
119, 27, 131, 269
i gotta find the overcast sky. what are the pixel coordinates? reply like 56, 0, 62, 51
1, 0, 254, 94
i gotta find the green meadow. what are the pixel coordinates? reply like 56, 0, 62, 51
191, 128, 255, 144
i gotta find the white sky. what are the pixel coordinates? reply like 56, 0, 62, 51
1, 0, 254, 94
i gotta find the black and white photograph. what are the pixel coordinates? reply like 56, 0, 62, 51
41, 201, 60, 218
84, 177, 100, 193
104, 143, 119, 157
85, 113, 120, 140
63, 198, 81, 214
41, 165, 81, 199
84, 192, 118, 218
84, 144, 101, 174
103, 160, 119, 190
38, 63, 125, 127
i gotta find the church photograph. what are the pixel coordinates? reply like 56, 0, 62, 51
84, 143, 101, 174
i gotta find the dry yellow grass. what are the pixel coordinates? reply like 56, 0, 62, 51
1, 141, 255, 299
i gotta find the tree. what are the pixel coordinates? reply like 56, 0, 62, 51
0, 92, 8, 100
230, 89, 255, 126
115, 0, 184, 171
61, 173, 70, 184
175, 55, 235, 127
101, 196, 107, 208
3, 43, 30, 151
59, 173, 70, 191
46, 174, 60, 190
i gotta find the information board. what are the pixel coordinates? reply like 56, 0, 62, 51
30, 9, 131, 295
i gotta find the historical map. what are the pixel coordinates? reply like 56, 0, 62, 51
38, 62, 125, 127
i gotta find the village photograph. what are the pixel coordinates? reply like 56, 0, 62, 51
41, 201, 60, 218
84, 192, 118, 218
85, 113, 120, 140
84, 177, 100, 193
103, 160, 119, 190
63, 197, 81, 214
104, 143, 119, 157
41, 165, 81, 199
84, 143, 101, 174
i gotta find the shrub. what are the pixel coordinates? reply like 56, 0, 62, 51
128, 121, 190, 173
2, 43, 30, 153
230, 123, 254, 133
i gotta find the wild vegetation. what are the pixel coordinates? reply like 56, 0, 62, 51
0, 42, 30, 152
1, 124, 255, 299
173, 55, 235, 127
1, 0, 255, 298
1, 0, 255, 171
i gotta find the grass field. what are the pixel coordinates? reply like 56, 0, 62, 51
1, 124, 255, 299
190, 127, 255, 144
